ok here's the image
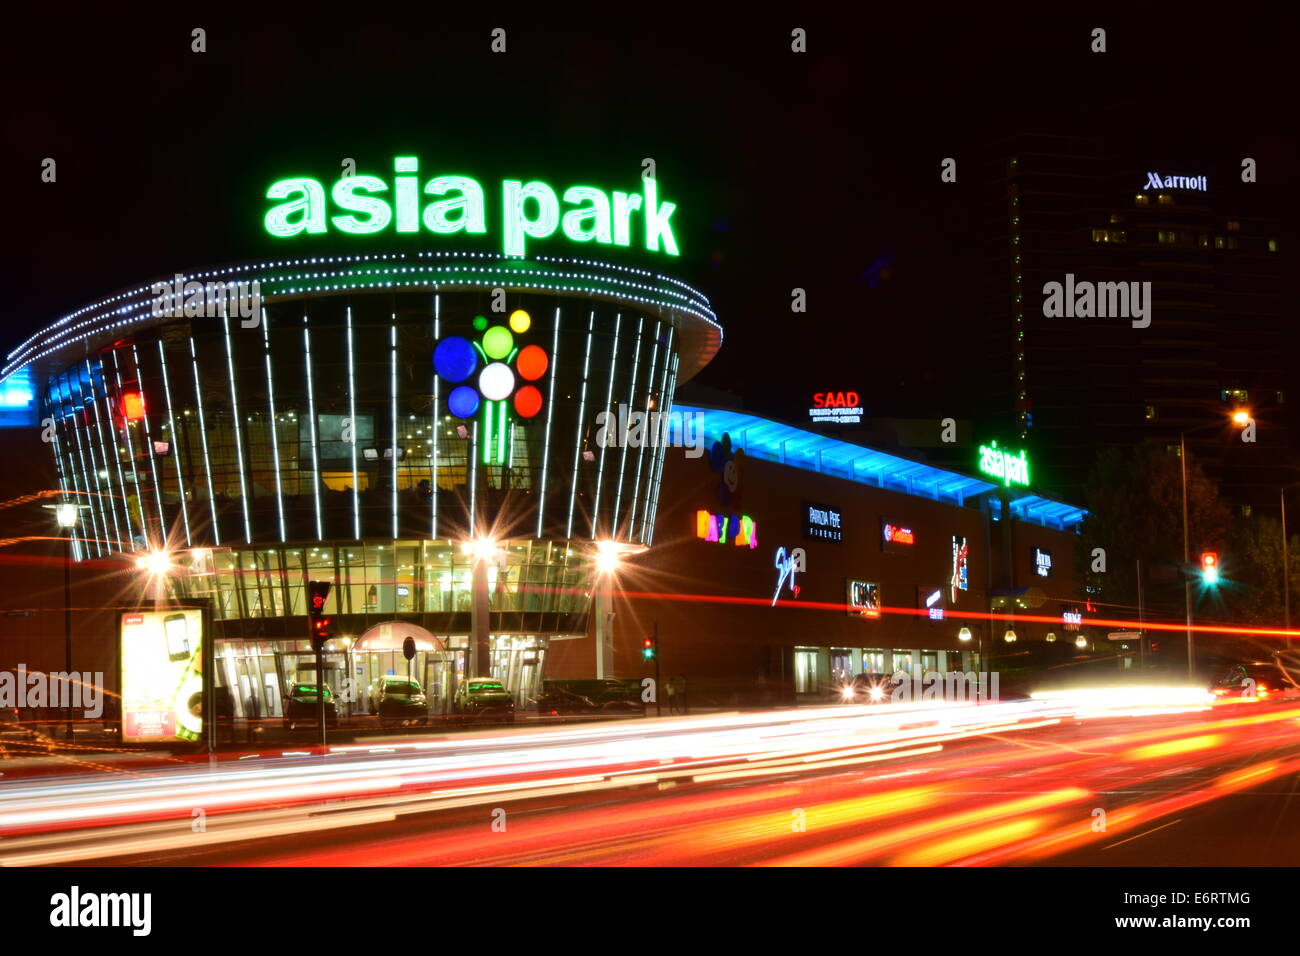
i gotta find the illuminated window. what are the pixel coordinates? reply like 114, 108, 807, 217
1277, 391, 1285, 404
1214, 237, 1225, 249
1156, 193, 1173, 206
1135, 194, 1149, 206
1241, 504, 1252, 518
1198, 234, 1210, 248
1227, 237, 1238, 250
1144, 405, 1157, 420
1226, 221, 1240, 231
1268, 239, 1278, 252
1221, 388, 1248, 403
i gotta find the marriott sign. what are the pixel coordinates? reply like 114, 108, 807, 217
1143, 171, 1207, 191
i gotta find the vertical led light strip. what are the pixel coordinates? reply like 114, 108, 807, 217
112, 349, 149, 542
639, 325, 674, 541
481, 400, 493, 466
222, 310, 253, 543
67, 372, 103, 556
431, 295, 440, 539
627, 320, 661, 541
259, 309, 286, 542
189, 337, 220, 546
302, 315, 323, 541
566, 311, 595, 539
646, 352, 680, 546
57, 381, 95, 556
390, 318, 398, 540
468, 420, 478, 533
156, 341, 191, 547
87, 359, 124, 551
535, 307, 560, 538
590, 313, 622, 538
130, 346, 167, 539
48, 426, 81, 562
103, 365, 138, 547
346, 305, 360, 540
497, 400, 507, 464
612, 316, 643, 537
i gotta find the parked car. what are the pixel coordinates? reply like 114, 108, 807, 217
1210, 661, 1300, 703
369, 676, 428, 724
454, 678, 515, 722
535, 679, 644, 715
284, 683, 339, 730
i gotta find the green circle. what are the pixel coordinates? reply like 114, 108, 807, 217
482, 325, 514, 360
472, 315, 488, 331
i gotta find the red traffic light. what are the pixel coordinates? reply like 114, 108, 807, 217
641, 636, 656, 660
1200, 552, 1220, 584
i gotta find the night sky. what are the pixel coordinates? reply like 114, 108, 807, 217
5, 9, 1297, 426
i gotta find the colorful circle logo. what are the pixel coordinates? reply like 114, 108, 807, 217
434, 310, 549, 464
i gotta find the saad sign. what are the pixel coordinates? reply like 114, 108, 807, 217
265, 157, 680, 257
809, 391, 863, 425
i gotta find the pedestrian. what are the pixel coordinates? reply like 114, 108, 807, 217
677, 675, 688, 714
665, 675, 678, 714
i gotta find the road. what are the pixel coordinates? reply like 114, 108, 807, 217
2, 689, 1297, 866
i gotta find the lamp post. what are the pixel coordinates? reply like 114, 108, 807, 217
44, 502, 88, 742
1180, 410, 1250, 679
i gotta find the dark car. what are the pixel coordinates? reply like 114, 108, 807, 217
535, 685, 598, 716
454, 678, 515, 722
1210, 661, 1300, 704
369, 676, 428, 725
836, 673, 897, 705
535, 679, 643, 716
284, 683, 339, 730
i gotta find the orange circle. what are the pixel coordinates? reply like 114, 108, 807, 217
516, 344, 548, 381
514, 385, 543, 418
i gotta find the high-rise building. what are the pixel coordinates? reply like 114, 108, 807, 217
981, 133, 1287, 510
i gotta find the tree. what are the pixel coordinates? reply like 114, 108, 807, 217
1076, 440, 1231, 618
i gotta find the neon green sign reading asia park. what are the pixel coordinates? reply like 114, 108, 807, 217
977, 441, 1031, 488
264, 156, 680, 258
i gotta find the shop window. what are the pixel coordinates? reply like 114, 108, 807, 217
892, 651, 914, 678
830, 649, 854, 686
862, 649, 887, 674
794, 648, 820, 694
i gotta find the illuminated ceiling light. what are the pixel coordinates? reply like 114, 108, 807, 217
1075, 635, 1088, 649
1003, 628, 1018, 643
1045, 631, 1057, 642
957, 626, 973, 642
54, 503, 79, 528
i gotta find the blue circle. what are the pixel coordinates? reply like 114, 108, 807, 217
448, 385, 480, 419
434, 337, 478, 383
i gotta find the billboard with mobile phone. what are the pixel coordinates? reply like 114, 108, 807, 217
120, 608, 204, 742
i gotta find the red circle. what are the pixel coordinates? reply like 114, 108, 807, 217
514, 385, 543, 418
516, 344, 549, 381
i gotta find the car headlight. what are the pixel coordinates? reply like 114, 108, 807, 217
869, 687, 885, 701
840, 686, 855, 701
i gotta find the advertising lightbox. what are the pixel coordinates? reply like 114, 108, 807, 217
120, 608, 204, 743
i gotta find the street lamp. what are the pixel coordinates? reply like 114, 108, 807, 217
590, 540, 647, 678
1180, 409, 1250, 679
43, 501, 90, 741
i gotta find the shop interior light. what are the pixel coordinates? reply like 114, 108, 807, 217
1045, 631, 1057, 642
1075, 635, 1089, 649
957, 626, 973, 642
1004, 628, 1018, 643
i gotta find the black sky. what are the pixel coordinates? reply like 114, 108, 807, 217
4, 8, 1296, 425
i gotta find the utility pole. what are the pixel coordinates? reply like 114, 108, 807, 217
1181, 433, 1195, 679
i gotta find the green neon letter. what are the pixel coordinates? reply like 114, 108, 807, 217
265, 178, 327, 236
423, 176, 487, 234
643, 178, 679, 255
331, 175, 392, 234
394, 156, 420, 233
502, 180, 559, 256
612, 190, 642, 247
561, 186, 612, 243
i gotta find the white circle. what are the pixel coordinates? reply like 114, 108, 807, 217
479, 362, 515, 401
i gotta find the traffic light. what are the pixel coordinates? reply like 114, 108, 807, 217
1200, 552, 1219, 585
307, 580, 332, 651
642, 635, 656, 661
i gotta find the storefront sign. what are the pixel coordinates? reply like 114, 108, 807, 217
918, 586, 945, 621
1143, 171, 1207, 192
265, 157, 680, 257
696, 510, 758, 548
803, 501, 843, 542
120, 609, 204, 743
1062, 608, 1083, 630
847, 580, 880, 618
882, 520, 915, 550
1033, 547, 1053, 578
773, 547, 806, 605
951, 536, 969, 602
977, 441, 1031, 488
809, 391, 863, 425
